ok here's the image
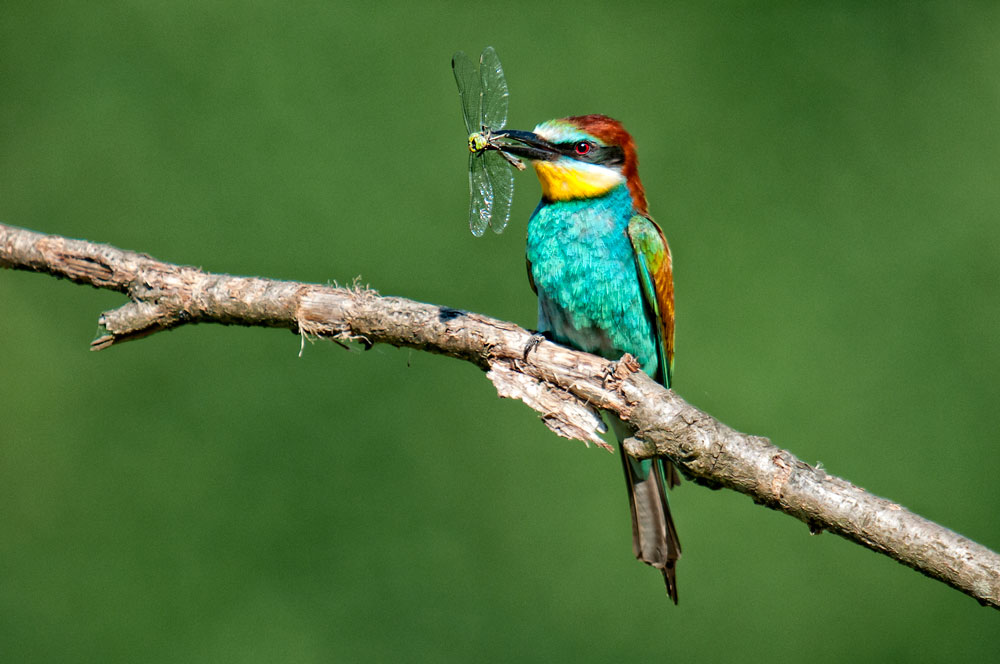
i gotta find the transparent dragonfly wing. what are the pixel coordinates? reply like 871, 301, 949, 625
468, 152, 493, 237
478, 46, 508, 131
483, 150, 513, 234
455, 47, 513, 237
451, 51, 480, 134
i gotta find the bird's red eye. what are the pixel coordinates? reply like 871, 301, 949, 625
574, 141, 592, 155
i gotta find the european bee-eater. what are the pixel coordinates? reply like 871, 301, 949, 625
499, 115, 681, 601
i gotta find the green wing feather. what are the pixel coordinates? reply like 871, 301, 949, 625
624, 215, 682, 601
627, 215, 674, 388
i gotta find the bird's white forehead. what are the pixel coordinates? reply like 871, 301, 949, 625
532, 120, 595, 145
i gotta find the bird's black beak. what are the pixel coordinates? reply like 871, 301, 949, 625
492, 130, 559, 161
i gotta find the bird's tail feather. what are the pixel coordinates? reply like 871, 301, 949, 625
613, 419, 681, 602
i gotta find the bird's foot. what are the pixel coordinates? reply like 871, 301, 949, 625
522, 331, 552, 361
603, 353, 641, 389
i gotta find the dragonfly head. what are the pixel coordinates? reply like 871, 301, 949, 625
499, 115, 647, 213
468, 132, 490, 153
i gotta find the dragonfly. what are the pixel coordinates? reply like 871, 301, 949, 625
451, 47, 526, 237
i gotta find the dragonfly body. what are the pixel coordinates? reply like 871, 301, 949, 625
468, 128, 525, 170
498, 114, 681, 601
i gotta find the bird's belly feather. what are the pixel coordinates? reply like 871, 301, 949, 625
526, 191, 659, 376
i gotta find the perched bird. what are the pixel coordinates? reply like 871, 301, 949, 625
499, 115, 681, 601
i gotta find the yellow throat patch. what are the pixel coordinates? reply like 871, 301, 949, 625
533, 160, 625, 201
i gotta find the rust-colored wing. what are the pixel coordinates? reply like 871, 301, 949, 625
627, 215, 674, 388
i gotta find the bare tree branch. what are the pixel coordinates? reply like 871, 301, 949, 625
2, 221, 998, 609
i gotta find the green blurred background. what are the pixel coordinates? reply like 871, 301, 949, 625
2, 2, 998, 661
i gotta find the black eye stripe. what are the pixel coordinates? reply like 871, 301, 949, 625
555, 142, 625, 166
